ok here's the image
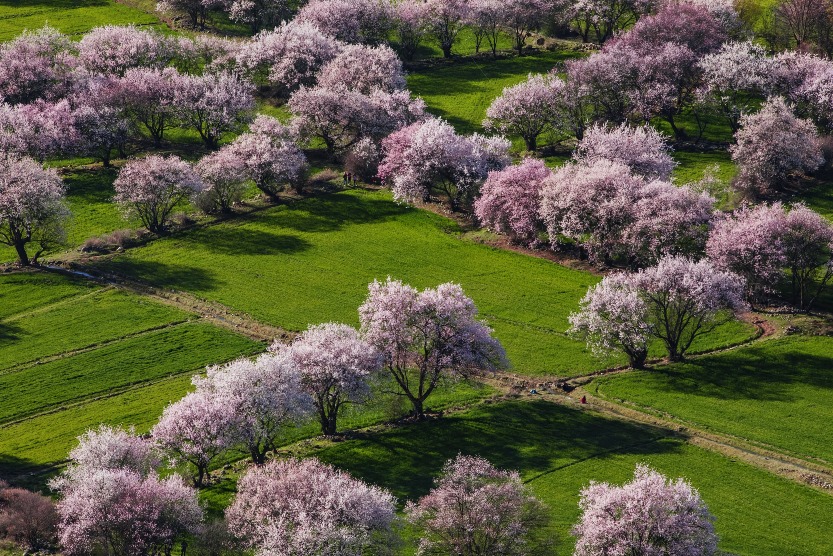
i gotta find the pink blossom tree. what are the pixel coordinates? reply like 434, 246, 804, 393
706, 203, 789, 301
113, 154, 205, 233
228, 116, 308, 197
64, 425, 159, 478
572, 0, 652, 43
317, 44, 406, 94
607, 3, 728, 138
174, 71, 255, 148
0, 153, 67, 266
424, 0, 470, 58
152, 390, 237, 487
572, 464, 718, 556
780, 203, 833, 309
359, 278, 506, 419
378, 118, 510, 211
698, 41, 774, 131
296, 0, 394, 44
236, 21, 342, 94
194, 352, 312, 465
51, 426, 202, 555
473, 158, 553, 245
226, 458, 397, 556
501, 0, 549, 55
77, 25, 175, 76
623, 180, 715, 266
0, 100, 81, 162
278, 323, 381, 436
539, 160, 643, 264
484, 73, 566, 151
569, 275, 652, 368
730, 96, 823, 197
224, 0, 292, 33
467, 0, 505, 55
54, 468, 202, 556
345, 137, 382, 181
393, 0, 430, 60
71, 76, 130, 167
627, 256, 746, 361
119, 67, 183, 147
574, 123, 675, 180
0, 484, 58, 552
406, 454, 547, 556
562, 49, 636, 127
289, 85, 424, 156
195, 147, 249, 213
540, 161, 714, 267
0, 26, 74, 105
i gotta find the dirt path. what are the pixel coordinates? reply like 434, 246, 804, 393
480, 371, 833, 496
44, 266, 288, 343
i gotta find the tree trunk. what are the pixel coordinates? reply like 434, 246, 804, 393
524, 136, 537, 152
665, 115, 687, 140
411, 397, 425, 420
442, 44, 452, 58
13, 241, 30, 266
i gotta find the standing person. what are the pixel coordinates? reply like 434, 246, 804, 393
342, 171, 348, 186
346, 172, 353, 187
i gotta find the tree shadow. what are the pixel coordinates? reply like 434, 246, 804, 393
0, 454, 61, 493
0, 320, 22, 344
92, 258, 220, 292
649, 337, 833, 402
254, 193, 412, 234
315, 399, 678, 502
190, 225, 312, 256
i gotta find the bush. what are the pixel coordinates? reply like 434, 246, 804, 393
0, 484, 58, 552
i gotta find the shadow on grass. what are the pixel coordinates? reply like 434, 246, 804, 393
95, 258, 220, 292
0, 320, 22, 343
650, 337, 833, 402
314, 399, 677, 502
0, 453, 61, 493
255, 191, 413, 234
194, 225, 312, 256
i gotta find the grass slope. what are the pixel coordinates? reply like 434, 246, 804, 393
0, 0, 162, 41
0, 321, 260, 424
591, 335, 833, 465
94, 189, 755, 376
312, 399, 833, 556
0, 287, 191, 371
0, 272, 95, 319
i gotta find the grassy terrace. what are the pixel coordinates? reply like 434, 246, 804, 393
591, 335, 833, 466
92, 188, 756, 376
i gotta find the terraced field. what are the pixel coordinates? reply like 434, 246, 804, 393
0, 272, 261, 480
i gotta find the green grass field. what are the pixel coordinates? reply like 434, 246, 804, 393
303, 399, 833, 556
0, 286, 191, 371
92, 189, 756, 376
0, 0, 162, 41
590, 335, 833, 465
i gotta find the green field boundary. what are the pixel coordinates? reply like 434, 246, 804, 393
0, 318, 195, 376
570, 381, 833, 496
2, 286, 109, 323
